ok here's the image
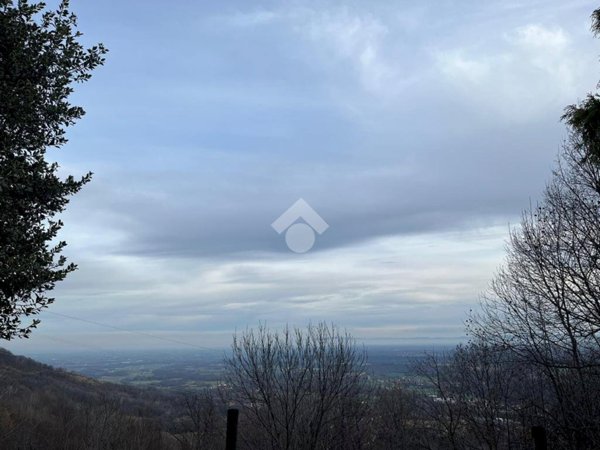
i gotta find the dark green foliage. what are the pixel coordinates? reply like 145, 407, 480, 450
0, 0, 106, 339
592, 8, 600, 36
562, 8, 600, 163
563, 95, 600, 163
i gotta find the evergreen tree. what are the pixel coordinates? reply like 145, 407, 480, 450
0, 0, 106, 339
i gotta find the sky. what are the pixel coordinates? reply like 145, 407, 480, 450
5, 0, 600, 354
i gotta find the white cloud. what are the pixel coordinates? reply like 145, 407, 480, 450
299, 9, 396, 93
436, 23, 594, 122
216, 9, 280, 27
512, 24, 569, 50
4, 225, 507, 352
438, 51, 492, 84
212, 6, 413, 97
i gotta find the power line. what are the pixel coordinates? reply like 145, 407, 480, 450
42, 334, 108, 352
45, 311, 217, 351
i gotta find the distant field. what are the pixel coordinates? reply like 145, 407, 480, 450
27, 345, 453, 391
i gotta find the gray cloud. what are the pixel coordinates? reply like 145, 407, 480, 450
6, 0, 599, 352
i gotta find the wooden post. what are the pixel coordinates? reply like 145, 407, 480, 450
531, 426, 547, 450
226, 408, 239, 450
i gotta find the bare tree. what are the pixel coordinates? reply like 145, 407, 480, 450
469, 135, 600, 448
415, 351, 468, 450
371, 381, 422, 450
452, 343, 530, 450
222, 322, 369, 450
171, 389, 224, 450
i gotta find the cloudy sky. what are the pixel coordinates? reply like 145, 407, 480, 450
6, 0, 600, 353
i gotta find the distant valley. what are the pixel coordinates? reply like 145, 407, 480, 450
22, 345, 447, 391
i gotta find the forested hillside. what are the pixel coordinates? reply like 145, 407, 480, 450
0, 348, 186, 449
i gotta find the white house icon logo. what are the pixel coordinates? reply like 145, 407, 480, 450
271, 199, 329, 253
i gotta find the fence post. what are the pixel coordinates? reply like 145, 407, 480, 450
531, 426, 547, 450
226, 408, 239, 450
